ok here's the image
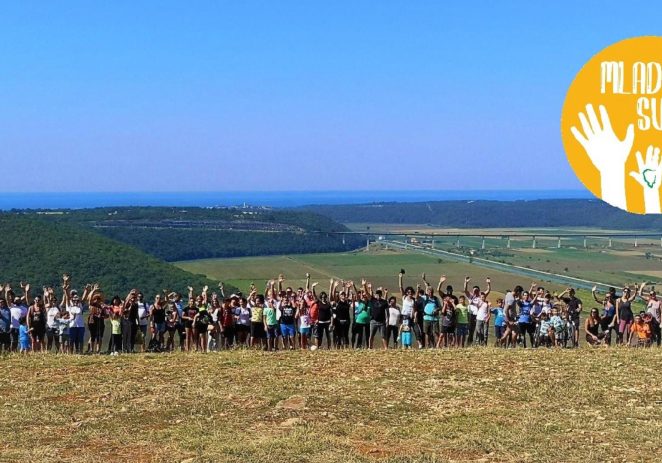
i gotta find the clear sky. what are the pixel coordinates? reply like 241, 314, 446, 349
1, 1, 661, 192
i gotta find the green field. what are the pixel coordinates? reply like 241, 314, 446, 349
342, 224, 662, 287
176, 248, 641, 316
2, 349, 661, 462
176, 248, 554, 299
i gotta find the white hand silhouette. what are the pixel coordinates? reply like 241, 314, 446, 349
570, 104, 634, 211
629, 145, 662, 214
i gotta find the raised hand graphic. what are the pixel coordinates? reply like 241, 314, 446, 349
629, 145, 662, 214
570, 104, 634, 211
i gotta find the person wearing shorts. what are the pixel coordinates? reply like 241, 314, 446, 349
181, 299, 198, 352
368, 290, 389, 349
491, 299, 506, 346
279, 298, 297, 350
296, 300, 312, 349
454, 296, 469, 347
151, 296, 167, 348
194, 307, 212, 353
263, 300, 279, 351
517, 292, 535, 348
386, 297, 401, 348
249, 295, 266, 349
219, 299, 235, 349
399, 318, 413, 349
437, 297, 455, 348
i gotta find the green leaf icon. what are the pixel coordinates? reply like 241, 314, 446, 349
642, 168, 657, 189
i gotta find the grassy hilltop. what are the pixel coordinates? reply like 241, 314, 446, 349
1, 349, 660, 463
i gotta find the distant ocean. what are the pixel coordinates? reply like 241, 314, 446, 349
0, 190, 592, 210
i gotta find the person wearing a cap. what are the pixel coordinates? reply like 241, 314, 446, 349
65, 292, 86, 354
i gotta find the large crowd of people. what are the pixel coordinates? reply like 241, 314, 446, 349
0, 272, 659, 354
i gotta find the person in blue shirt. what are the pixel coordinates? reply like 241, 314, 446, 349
491, 298, 506, 346
517, 291, 536, 348
0, 299, 11, 352
18, 317, 31, 353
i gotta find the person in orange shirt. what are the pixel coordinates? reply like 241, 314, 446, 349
628, 313, 652, 347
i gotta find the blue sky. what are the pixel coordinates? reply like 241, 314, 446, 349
1, 1, 660, 192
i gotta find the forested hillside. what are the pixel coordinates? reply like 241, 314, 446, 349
21, 206, 362, 261
0, 215, 221, 298
98, 228, 356, 261
300, 199, 662, 228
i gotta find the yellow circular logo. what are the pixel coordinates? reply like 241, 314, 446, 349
561, 36, 662, 214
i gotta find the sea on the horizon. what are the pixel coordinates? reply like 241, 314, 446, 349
0, 190, 592, 210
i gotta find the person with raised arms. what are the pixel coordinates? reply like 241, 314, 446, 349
331, 280, 351, 349
314, 281, 334, 349
181, 287, 199, 352
638, 282, 661, 347
463, 276, 491, 346
421, 278, 441, 348
463, 276, 492, 345
5, 283, 28, 352
26, 288, 46, 352
262, 295, 279, 352
279, 292, 297, 350
591, 285, 616, 345
613, 285, 638, 345
517, 289, 536, 348
398, 271, 416, 326
193, 286, 211, 352
351, 283, 371, 349
366, 280, 389, 350
295, 297, 311, 350
63, 276, 90, 355
164, 293, 181, 352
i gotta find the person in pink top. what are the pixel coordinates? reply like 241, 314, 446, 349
639, 282, 661, 347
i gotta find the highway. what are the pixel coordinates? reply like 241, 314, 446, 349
381, 240, 621, 292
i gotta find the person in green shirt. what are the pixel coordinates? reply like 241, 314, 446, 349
263, 300, 279, 351
454, 295, 470, 348
352, 292, 371, 348
110, 313, 122, 355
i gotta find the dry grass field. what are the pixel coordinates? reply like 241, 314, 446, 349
2, 348, 661, 463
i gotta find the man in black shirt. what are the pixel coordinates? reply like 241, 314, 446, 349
557, 287, 582, 348
332, 292, 351, 349
369, 289, 389, 349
